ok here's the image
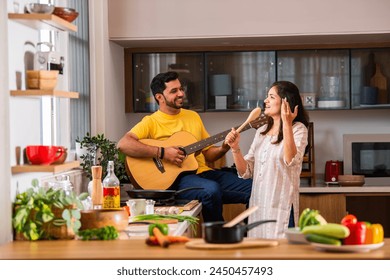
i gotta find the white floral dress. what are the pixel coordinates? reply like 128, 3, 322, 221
240, 122, 308, 239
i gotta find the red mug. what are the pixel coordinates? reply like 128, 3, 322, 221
26, 145, 65, 165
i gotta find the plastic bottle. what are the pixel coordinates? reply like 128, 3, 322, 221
102, 161, 120, 209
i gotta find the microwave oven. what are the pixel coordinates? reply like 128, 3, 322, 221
343, 134, 390, 186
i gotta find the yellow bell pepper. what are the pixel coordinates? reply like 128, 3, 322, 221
365, 223, 384, 244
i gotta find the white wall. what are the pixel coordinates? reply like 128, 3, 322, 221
0, 0, 12, 245
108, 0, 390, 40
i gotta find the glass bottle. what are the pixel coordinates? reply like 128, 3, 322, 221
102, 161, 120, 209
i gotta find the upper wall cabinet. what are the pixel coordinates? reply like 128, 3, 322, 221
132, 52, 204, 112
277, 49, 350, 110
126, 48, 390, 113
205, 51, 275, 111
351, 48, 390, 109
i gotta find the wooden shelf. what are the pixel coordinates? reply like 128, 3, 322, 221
10, 90, 79, 99
8, 13, 77, 32
11, 161, 80, 174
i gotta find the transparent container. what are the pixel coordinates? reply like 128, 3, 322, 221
51, 175, 73, 196
102, 161, 120, 208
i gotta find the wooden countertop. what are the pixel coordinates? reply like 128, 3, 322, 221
0, 238, 389, 260
300, 186, 390, 193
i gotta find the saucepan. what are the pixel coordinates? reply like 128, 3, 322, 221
202, 220, 277, 244
126, 186, 203, 200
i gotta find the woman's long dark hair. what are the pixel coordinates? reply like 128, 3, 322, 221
262, 81, 309, 144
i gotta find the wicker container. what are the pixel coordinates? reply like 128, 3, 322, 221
26, 70, 59, 90
14, 205, 76, 241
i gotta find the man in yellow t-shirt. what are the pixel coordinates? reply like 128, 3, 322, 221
118, 71, 252, 222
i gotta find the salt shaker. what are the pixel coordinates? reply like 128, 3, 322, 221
145, 199, 155, 214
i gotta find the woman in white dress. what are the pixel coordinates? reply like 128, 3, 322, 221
225, 81, 309, 239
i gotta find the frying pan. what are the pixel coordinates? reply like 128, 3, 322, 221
126, 186, 203, 200
202, 220, 277, 244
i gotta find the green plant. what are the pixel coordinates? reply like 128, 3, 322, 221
12, 179, 89, 241
78, 226, 119, 240
76, 133, 129, 183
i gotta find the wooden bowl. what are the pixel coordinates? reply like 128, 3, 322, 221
80, 209, 128, 231
53, 7, 79, 22
338, 175, 365, 187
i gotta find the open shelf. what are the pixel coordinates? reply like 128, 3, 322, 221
10, 90, 79, 99
8, 13, 77, 32
11, 161, 80, 174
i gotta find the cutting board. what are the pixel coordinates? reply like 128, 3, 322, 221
370, 63, 388, 104
185, 238, 279, 250
180, 200, 199, 211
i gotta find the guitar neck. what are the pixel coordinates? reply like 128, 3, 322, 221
183, 122, 254, 155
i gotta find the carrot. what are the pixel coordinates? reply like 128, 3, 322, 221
167, 235, 190, 243
153, 227, 170, 248
145, 236, 159, 246
145, 235, 190, 247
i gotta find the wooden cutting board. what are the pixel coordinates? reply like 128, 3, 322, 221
185, 238, 279, 250
180, 200, 199, 211
370, 63, 388, 104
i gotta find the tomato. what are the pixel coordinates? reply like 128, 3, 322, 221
341, 214, 357, 225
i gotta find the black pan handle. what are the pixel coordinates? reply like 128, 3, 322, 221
174, 186, 204, 195
244, 219, 277, 232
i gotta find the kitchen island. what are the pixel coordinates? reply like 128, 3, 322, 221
0, 238, 388, 260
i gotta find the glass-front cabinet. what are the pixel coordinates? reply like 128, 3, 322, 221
133, 52, 204, 112
205, 51, 275, 111
277, 49, 350, 110
128, 48, 390, 112
351, 48, 390, 109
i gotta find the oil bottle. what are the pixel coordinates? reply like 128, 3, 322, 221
102, 161, 120, 208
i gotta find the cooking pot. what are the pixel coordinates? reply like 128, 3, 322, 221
203, 220, 276, 244
126, 187, 203, 200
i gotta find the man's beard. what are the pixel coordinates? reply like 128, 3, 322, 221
163, 95, 183, 109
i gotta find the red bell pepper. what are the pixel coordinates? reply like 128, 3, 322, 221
343, 221, 367, 245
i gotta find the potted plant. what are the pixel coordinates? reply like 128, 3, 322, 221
76, 133, 129, 184
12, 179, 89, 241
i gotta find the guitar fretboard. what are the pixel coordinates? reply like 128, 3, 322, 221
183, 123, 252, 155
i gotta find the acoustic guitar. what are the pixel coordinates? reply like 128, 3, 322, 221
126, 115, 268, 190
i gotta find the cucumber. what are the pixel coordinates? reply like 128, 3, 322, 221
305, 233, 342, 246
301, 223, 350, 239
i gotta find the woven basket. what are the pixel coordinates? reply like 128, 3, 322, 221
14, 205, 76, 241
44, 206, 76, 240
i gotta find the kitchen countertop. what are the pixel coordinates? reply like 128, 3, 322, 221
300, 186, 390, 193
0, 238, 388, 260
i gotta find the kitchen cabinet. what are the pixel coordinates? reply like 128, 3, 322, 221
351, 48, 390, 108
9, 12, 79, 174
132, 52, 204, 112
126, 48, 390, 113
